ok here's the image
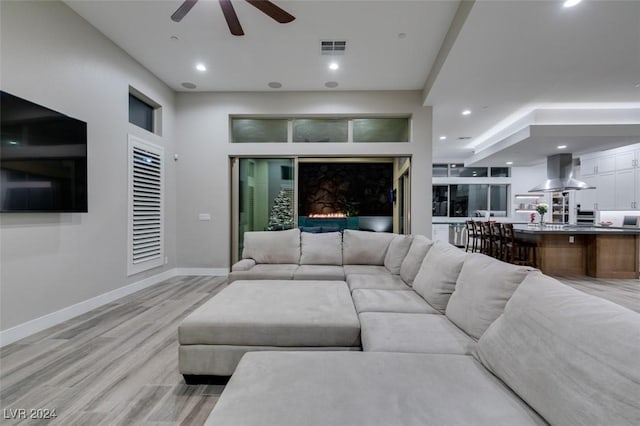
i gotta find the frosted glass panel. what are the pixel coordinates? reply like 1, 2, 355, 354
293, 119, 348, 143
232, 119, 288, 143
353, 118, 409, 142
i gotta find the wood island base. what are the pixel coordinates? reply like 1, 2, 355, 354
515, 230, 639, 279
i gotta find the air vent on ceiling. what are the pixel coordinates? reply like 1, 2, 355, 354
321, 40, 346, 55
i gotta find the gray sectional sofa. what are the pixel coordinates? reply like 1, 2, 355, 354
178, 229, 640, 425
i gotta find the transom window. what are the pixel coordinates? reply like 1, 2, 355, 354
231, 116, 410, 143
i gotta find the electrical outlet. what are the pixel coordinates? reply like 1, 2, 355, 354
569, 236, 575, 243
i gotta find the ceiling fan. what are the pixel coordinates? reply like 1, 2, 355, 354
171, 0, 295, 36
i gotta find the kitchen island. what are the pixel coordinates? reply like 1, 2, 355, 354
514, 225, 640, 279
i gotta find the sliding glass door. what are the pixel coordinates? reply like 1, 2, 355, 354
231, 156, 411, 264
231, 158, 295, 262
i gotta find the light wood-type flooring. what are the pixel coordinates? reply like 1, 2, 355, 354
1, 274, 638, 425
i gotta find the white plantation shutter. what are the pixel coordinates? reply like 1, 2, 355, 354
128, 135, 164, 275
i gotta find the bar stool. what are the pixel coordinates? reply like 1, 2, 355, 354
465, 220, 480, 252
503, 223, 536, 267
490, 222, 504, 259
479, 222, 493, 256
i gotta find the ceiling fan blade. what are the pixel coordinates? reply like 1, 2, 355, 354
171, 0, 198, 22
245, 0, 295, 23
220, 0, 245, 36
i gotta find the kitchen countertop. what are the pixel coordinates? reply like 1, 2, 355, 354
513, 224, 640, 235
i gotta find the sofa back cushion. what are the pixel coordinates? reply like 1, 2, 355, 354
477, 272, 640, 426
300, 232, 343, 265
342, 230, 395, 265
399, 235, 434, 285
445, 253, 533, 340
412, 241, 466, 313
383, 235, 413, 274
242, 228, 301, 264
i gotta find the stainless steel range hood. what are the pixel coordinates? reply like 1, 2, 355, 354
529, 153, 595, 192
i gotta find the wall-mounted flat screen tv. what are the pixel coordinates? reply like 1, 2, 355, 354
0, 91, 87, 212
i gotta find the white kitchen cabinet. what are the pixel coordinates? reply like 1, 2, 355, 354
615, 150, 636, 171
614, 169, 635, 209
579, 156, 598, 177
576, 175, 598, 210
598, 155, 616, 174
579, 155, 615, 177
596, 172, 616, 210
580, 144, 640, 211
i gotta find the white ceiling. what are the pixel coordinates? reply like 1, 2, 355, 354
65, 0, 640, 164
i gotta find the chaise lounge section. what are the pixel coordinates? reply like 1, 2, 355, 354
205, 271, 640, 426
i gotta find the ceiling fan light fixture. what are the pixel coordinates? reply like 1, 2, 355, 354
171, 0, 295, 37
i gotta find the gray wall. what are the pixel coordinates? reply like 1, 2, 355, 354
175, 91, 433, 269
0, 1, 434, 333
0, 1, 177, 330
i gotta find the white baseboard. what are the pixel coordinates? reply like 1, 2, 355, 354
0, 267, 227, 347
174, 267, 229, 276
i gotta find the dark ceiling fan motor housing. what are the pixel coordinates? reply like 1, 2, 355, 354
171, 0, 295, 36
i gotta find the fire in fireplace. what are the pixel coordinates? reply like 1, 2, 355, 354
308, 213, 347, 218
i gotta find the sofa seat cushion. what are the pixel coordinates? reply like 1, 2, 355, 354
227, 264, 298, 283
242, 228, 300, 264
300, 231, 343, 265
359, 312, 475, 355
412, 240, 466, 313
446, 253, 534, 340
342, 230, 395, 265
343, 265, 392, 278
399, 235, 434, 286
477, 272, 640, 426
351, 289, 439, 314
205, 352, 547, 426
293, 265, 345, 281
179, 280, 360, 347
346, 274, 410, 292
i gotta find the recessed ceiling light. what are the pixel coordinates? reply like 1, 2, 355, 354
181, 82, 197, 89
195, 63, 207, 72
329, 62, 339, 71
562, 0, 582, 8
325, 81, 339, 88
268, 81, 282, 89
439, 136, 447, 140
506, 161, 513, 165
461, 109, 471, 116
557, 145, 567, 149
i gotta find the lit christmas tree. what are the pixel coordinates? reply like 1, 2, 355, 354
268, 189, 294, 230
